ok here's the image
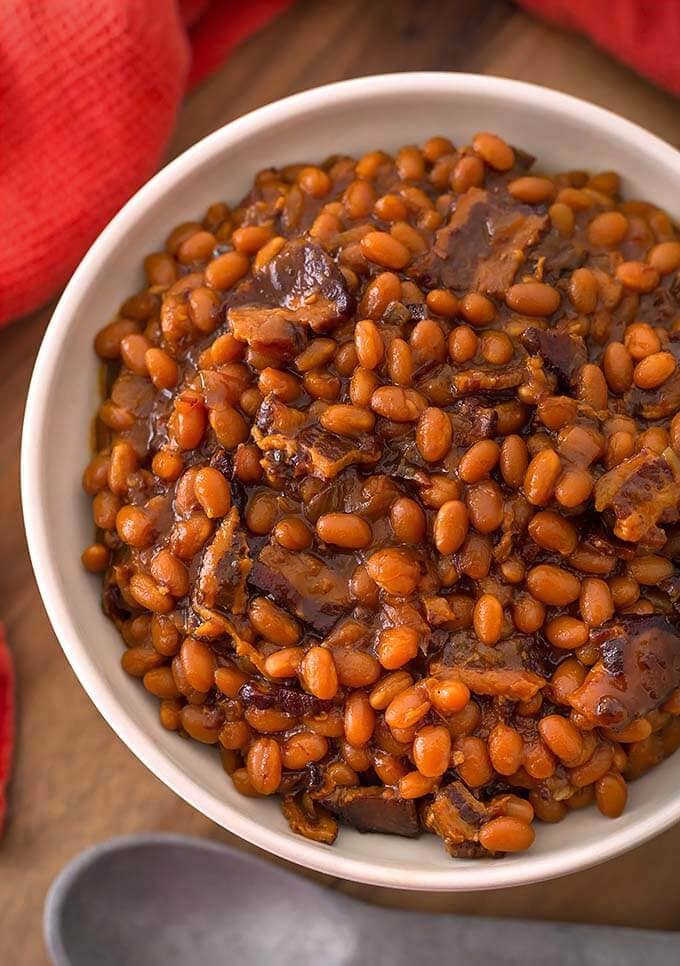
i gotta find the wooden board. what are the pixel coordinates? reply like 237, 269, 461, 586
2, 2, 680, 961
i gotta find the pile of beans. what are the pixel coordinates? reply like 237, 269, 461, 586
82, 131, 680, 858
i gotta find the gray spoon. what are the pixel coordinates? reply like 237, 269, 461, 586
45, 833, 678, 966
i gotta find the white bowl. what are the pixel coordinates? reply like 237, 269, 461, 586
22, 72, 680, 891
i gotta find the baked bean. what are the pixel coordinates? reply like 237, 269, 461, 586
426, 677, 470, 715
508, 176, 555, 204
624, 322, 661, 360
115, 504, 154, 548
194, 467, 231, 519
527, 564, 580, 606
453, 736, 493, 787
214, 666, 248, 698
523, 448, 561, 506
448, 325, 479, 362
528, 510, 577, 556
549, 202, 575, 235
366, 548, 420, 595
545, 616, 589, 650
550, 658, 586, 704
457, 533, 492, 580
416, 408, 452, 462
145, 347, 179, 390
555, 469, 593, 508
398, 771, 437, 799
386, 338, 413, 386
264, 647, 304, 679
499, 435, 528, 489
180, 637, 216, 693
480, 330, 513, 365
249, 597, 301, 646
595, 772, 628, 818
282, 732, 328, 769
579, 577, 614, 626
377, 627, 420, 670
569, 743, 614, 788
460, 292, 495, 326
472, 132, 515, 171
331, 649, 380, 689
466, 481, 503, 533
258, 367, 300, 402
316, 512, 372, 549
129, 573, 173, 613
320, 404, 375, 436
370, 386, 422, 422
354, 319, 384, 369
538, 715, 583, 764
369, 671, 413, 711
473, 594, 503, 645
432, 500, 468, 555
479, 816, 535, 853
300, 647, 338, 700
245, 492, 278, 535
273, 517, 312, 551
426, 288, 458, 317
81, 542, 111, 572
385, 684, 431, 730
568, 267, 598, 313
412, 724, 451, 778
488, 723, 524, 775
343, 691, 376, 747
633, 351, 676, 389
648, 240, 680, 274
459, 440, 500, 483
247, 737, 282, 795
204, 250, 249, 290
627, 554, 674, 585
150, 549, 189, 598
602, 342, 634, 394
360, 231, 410, 269
389, 497, 426, 544
587, 211, 628, 246
506, 282, 560, 316
616, 260, 659, 292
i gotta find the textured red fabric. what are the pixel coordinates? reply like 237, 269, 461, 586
0, 627, 14, 839
518, 0, 680, 96
0, 0, 292, 326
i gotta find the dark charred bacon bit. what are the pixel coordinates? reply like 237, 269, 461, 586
431, 632, 547, 701
423, 781, 489, 858
661, 575, 680, 615
423, 596, 474, 631
249, 544, 351, 633
263, 241, 355, 331
294, 426, 382, 480
570, 615, 680, 729
320, 786, 420, 837
238, 680, 327, 717
192, 508, 251, 617
632, 369, 680, 421
594, 447, 680, 544
419, 364, 523, 405
522, 327, 587, 388
227, 305, 307, 361
281, 795, 338, 845
224, 240, 354, 336
452, 366, 526, 397
411, 187, 548, 296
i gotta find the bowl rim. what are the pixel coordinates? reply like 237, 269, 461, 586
21, 71, 680, 891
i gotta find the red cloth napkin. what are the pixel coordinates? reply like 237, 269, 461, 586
518, 1, 680, 96
0, 0, 292, 327
0, 628, 14, 838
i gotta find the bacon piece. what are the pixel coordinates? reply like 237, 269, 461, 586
423, 781, 489, 858
594, 447, 680, 544
321, 786, 420, 837
570, 615, 680, 729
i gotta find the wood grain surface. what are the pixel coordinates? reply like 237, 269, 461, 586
2, 2, 680, 962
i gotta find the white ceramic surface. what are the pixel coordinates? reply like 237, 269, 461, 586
21, 73, 680, 891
